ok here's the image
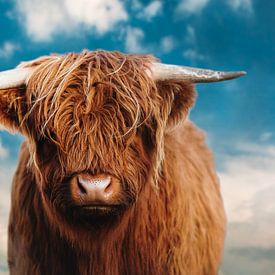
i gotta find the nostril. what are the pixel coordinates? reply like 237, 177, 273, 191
77, 178, 87, 195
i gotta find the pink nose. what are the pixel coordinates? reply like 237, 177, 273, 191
71, 174, 120, 205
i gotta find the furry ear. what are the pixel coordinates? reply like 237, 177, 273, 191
156, 80, 196, 129
0, 87, 27, 133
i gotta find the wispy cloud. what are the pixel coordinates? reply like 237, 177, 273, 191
0, 139, 8, 159
183, 25, 206, 63
185, 25, 196, 44
183, 49, 205, 62
125, 27, 146, 53
0, 41, 19, 58
124, 28, 176, 55
227, 0, 253, 14
0, 166, 14, 263
176, 0, 253, 16
14, 0, 128, 42
136, 0, 162, 21
219, 142, 275, 247
143, 1, 162, 18
176, 0, 210, 15
160, 36, 176, 54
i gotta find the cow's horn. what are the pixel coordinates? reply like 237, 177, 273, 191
0, 63, 246, 89
0, 67, 35, 89
151, 63, 246, 83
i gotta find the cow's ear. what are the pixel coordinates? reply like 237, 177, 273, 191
156, 80, 196, 129
0, 87, 27, 133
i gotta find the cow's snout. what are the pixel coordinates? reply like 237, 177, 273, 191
71, 173, 121, 206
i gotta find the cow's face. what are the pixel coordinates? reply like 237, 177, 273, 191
0, 51, 195, 235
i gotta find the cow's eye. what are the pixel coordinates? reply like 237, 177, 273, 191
47, 131, 57, 142
36, 137, 57, 163
140, 126, 154, 151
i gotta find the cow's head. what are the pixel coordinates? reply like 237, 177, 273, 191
0, 50, 244, 241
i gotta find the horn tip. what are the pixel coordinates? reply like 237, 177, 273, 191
231, 71, 247, 79
238, 71, 247, 76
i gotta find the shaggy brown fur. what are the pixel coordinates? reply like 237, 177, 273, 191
0, 50, 226, 274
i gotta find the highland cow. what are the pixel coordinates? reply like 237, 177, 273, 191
0, 50, 245, 274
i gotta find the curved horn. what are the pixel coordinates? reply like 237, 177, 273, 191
0, 67, 34, 89
151, 63, 246, 83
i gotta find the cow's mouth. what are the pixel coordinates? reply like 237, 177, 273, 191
74, 202, 125, 216
65, 203, 126, 228
76, 204, 124, 215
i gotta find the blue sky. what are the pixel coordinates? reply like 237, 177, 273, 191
0, 0, 275, 274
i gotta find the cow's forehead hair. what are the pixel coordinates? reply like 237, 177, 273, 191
22, 50, 162, 149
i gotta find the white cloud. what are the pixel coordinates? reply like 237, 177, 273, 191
144, 1, 162, 18
185, 25, 196, 44
131, 0, 162, 21
176, 0, 253, 16
219, 142, 275, 247
0, 139, 8, 159
131, 0, 143, 11
182, 25, 205, 63
125, 27, 147, 53
125, 28, 176, 55
140, 1, 162, 20
160, 36, 175, 53
227, 0, 253, 13
176, 0, 210, 14
0, 41, 19, 58
0, 166, 14, 263
14, 0, 128, 42
183, 49, 205, 62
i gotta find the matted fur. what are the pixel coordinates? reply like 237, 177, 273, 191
0, 50, 226, 274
